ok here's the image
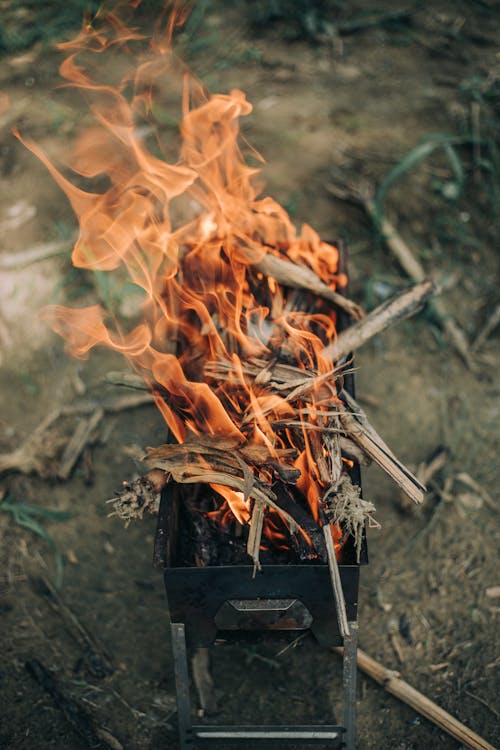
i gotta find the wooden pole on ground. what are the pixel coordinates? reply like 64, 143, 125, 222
332, 646, 496, 750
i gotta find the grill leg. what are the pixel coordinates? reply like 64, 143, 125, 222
342, 621, 358, 750
171, 622, 193, 750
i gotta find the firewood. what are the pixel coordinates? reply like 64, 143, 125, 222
400, 446, 449, 512
254, 253, 365, 320
271, 486, 326, 560
322, 517, 349, 638
331, 646, 497, 750
322, 279, 435, 362
337, 394, 425, 505
339, 437, 371, 466
247, 497, 265, 572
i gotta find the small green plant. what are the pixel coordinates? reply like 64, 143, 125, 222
0, 496, 74, 588
0, 0, 100, 55
373, 132, 467, 223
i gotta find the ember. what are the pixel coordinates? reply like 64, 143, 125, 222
17, 4, 431, 569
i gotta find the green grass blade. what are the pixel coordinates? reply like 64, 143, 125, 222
374, 133, 467, 221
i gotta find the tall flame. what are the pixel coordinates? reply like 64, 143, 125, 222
18, 4, 347, 552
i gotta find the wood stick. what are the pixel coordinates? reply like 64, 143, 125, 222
332, 646, 496, 750
323, 519, 350, 638
338, 393, 425, 504
34, 576, 113, 678
0, 239, 69, 270
105, 371, 149, 390
254, 253, 365, 320
339, 436, 372, 466
247, 497, 265, 573
327, 181, 474, 368
322, 279, 435, 362
192, 648, 217, 715
272, 487, 326, 559
57, 408, 104, 481
471, 302, 500, 353
400, 445, 448, 512
26, 659, 116, 749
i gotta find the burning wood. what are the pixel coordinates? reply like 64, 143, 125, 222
18, 6, 436, 568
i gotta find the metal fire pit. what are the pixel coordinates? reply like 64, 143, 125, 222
155, 483, 365, 750
154, 243, 366, 748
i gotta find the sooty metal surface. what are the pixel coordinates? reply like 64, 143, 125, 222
163, 563, 360, 647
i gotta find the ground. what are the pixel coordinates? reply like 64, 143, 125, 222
0, 2, 499, 749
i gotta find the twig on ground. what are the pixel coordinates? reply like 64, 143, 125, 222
33, 576, 113, 678
471, 303, 500, 353
331, 646, 496, 750
57, 409, 104, 481
326, 180, 475, 368
26, 659, 119, 749
0, 239, 69, 270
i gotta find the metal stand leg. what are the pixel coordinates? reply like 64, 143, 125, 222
342, 621, 358, 750
171, 623, 193, 750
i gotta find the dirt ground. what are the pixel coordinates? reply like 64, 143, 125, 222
0, 2, 499, 749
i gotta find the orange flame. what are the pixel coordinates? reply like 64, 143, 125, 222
18, 4, 347, 555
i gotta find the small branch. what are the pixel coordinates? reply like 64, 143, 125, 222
57, 409, 104, 481
471, 303, 500, 353
254, 253, 365, 320
247, 498, 265, 573
104, 371, 149, 390
0, 239, 69, 270
327, 180, 474, 368
323, 519, 349, 638
338, 392, 425, 504
322, 280, 435, 362
33, 576, 113, 678
26, 659, 118, 749
332, 646, 497, 750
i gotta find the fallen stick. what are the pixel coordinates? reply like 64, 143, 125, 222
322, 279, 435, 362
105, 371, 149, 390
57, 408, 104, 481
26, 659, 119, 749
0, 238, 69, 270
34, 576, 113, 678
0, 395, 155, 479
323, 519, 349, 638
326, 180, 474, 368
332, 646, 496, 750
254, 253, 365, 320
471, 302, 500, 353
399, 445, 448, 512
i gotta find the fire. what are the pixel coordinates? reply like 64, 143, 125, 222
17, 4, 349, 558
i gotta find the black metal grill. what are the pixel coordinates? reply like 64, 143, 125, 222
154, 242, 365, 748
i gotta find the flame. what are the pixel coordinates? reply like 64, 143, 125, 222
19, 5, 348, 557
